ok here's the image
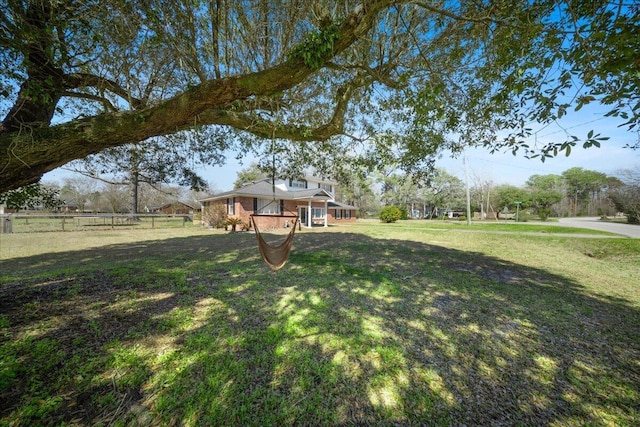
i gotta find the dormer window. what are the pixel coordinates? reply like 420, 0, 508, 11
318, 183, 333, 193
289, 179, 307, 189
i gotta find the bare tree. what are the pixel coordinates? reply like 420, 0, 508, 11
60, 177, 100, 212
97, 183, 129, 213
609, 166, 640, 224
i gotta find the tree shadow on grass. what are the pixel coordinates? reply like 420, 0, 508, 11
0, 231, 638, 425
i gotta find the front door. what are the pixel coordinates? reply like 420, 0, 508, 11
298, 207, 307, 226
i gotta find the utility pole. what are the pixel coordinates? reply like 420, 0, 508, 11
463, 154, 471, 225
487, 182, 493, 219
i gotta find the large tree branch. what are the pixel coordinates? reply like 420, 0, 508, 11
61, 166, 128, 186
64, 73, 145, 109
410, 1, 506, 24
204, 73, 368, 141
0, 0, 398, 192
61, 91, 117, 112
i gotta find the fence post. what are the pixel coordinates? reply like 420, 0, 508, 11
111, 215, 114, 229
0, 215, 12, 234
61, 215, 65, 231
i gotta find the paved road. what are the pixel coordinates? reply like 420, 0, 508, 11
558, 217, 640, 238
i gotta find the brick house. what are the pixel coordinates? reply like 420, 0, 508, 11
199, 177, 357, 229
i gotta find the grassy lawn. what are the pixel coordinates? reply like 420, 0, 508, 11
1, 222, 639, 426
353, 218, 620, 235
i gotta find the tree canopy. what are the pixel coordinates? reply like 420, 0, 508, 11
233, 163, 268, 189
0, 182, 60, 210
1, 0, 638, 193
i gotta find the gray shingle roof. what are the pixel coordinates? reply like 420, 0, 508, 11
328, 201, 357, 210
199, 179, 333, 202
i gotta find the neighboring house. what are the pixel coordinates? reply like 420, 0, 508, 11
58, 199, 92, 213
152, 201, 198, 215
199, 177, 357, 228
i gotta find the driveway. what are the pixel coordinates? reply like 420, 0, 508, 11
558, 217, 640, 238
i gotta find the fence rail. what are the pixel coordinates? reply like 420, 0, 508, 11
1, 213, 195, 233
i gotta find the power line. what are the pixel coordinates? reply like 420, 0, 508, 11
465, 155, 564, 174
535, 116, 608, 139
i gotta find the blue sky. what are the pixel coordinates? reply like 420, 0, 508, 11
441, 103, 639, 187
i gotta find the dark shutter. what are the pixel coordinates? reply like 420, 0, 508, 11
253, 198, 258, 214
280, 199, 284, 215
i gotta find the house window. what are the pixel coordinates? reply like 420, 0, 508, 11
344, 209, 351, 219
227, 198, 235, 215
289, 179, 307, 189
257, 198, 280, 214
318, 183, 333, 193
312, 207, 324, 219
335, 209, 342, 219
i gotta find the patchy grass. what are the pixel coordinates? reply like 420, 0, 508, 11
0, 224, 639, 426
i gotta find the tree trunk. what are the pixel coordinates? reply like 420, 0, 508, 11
1, 2, 62, 133
130, 170, 139, 215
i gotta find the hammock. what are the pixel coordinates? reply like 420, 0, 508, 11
250, 214, 299, 271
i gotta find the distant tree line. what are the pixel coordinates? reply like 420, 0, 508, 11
2, 164, 639, 225
231, 163, 640, 224
0, 177, 213, 214
360, 166, 639, 224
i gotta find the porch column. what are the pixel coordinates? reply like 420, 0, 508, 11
307, 199, 312, 227
324, 200, 328, 227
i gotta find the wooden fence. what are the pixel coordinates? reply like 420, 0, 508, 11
2, 213, 195, 233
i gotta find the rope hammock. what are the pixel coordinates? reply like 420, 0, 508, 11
250, 119, 302, 270
251, 214, 299, 270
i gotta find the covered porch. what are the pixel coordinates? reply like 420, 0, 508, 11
292, 190, 333, 228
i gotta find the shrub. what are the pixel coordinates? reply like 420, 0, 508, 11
517, 212, 531, 222
380, 206, 403, 223
224, 216, 244, 232
538, 207, 552, 221
202, 203, 227, 228
399, 207, 409, 220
